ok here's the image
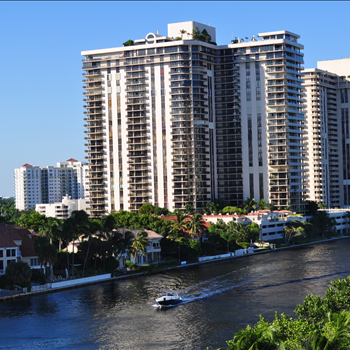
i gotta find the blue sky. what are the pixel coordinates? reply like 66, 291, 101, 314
1, 1, 349, 197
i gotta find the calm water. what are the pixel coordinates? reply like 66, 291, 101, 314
1, 240, 350, 350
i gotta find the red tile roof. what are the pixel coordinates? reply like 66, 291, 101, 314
0, 224, 38, 257
0, 224, 22, 248
12, 226, 38, 257
21, 163, 32, 167
66, 158, 78, 162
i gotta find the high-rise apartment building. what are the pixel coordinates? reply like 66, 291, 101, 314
82, 21, 307, 216
14, 159, 88, 210
304, 58, 350, 207
303, 69, 340, 207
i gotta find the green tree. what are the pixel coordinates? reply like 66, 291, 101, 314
138, 203, 155, 215
311, 212, 336, 238
123, 39, 134, 46
242, 198, 257, 213
82, 219, 102, 277
185, 212, 206, 240
16, 210, 48, 232
115, 230, 134, 264
222, 206, 245, 215
45, 243, 58, 281
39, 216, 62, 244
130, 231, 150, 263
206, 202, 219, 215
179, 29, 187, 39
34, 235, 50, 274
219, 229, 236, 253
5, 261, 32, 287
185, 203, 194, 215
283, 226, 303, 245
61, 210, 89, 278
257, 199, 267, 210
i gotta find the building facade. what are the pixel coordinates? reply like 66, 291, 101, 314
15, 159, 88, 210
82, 21, 307, 216
303, 58, 350, 207
36, 195, 87, 220
303, 69, 340, 207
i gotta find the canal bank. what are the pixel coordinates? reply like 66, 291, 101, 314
1, 235, 349, 302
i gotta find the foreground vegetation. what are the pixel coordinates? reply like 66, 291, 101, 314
210, 276, 350, 350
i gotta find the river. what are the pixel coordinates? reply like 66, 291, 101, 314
1, 239, 350, 350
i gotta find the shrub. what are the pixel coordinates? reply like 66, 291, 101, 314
0, 274, 11, 289
125, 260, 137, 270
31, 269, 46, 285
105, 257, 119, 273
138, 264, 152, 272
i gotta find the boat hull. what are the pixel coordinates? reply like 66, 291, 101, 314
156, 298, 182, 306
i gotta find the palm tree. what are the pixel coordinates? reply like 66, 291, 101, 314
82, 219, 102, 277
34, 235, 50, 275
167, 228, 185, 261
169, 210, 188, 234
179, 29, 187, 39
185, 212, 206, 240
243, 197, 257, 213
219, 229, 236, 253
227, 221, 246, 244
39, 217, 62, 245
45, 243, 58, 281
61, 210, 89, 278
130, 231, 150, 264
115, 230, 134, 266
283, 226, 303, 245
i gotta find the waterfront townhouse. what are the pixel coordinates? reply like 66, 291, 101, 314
0, 224, 40, 275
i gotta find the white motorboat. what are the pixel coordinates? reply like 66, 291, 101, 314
155, 289, 182, 307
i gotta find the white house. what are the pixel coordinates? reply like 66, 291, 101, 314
0, 224, 41, 275
203, 210, 305, 241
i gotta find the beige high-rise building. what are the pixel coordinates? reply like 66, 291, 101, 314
82, 21, 307, 216
304, 58, 350, 207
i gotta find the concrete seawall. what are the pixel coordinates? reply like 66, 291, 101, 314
1, 235, 349, 302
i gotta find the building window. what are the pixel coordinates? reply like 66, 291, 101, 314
30, 258, 38, 267
250, 174, 254, 199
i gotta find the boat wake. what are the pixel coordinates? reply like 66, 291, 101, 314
153, 270, 269, 309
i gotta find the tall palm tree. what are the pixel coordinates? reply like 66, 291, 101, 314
130, 231, 150, 264
45, 243, 58, 281
39, 217, 61, 245
167, 228, 185, 261
115, 230, 134, 266
185, 212, 206, 240
243, 197, 257, 213
179, 29, 187, 39
61, 210, 89, 278
227, 221, 246, 244
219, 229, 237, 253
82, 219, 102, 277
34, 235, 50, 275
